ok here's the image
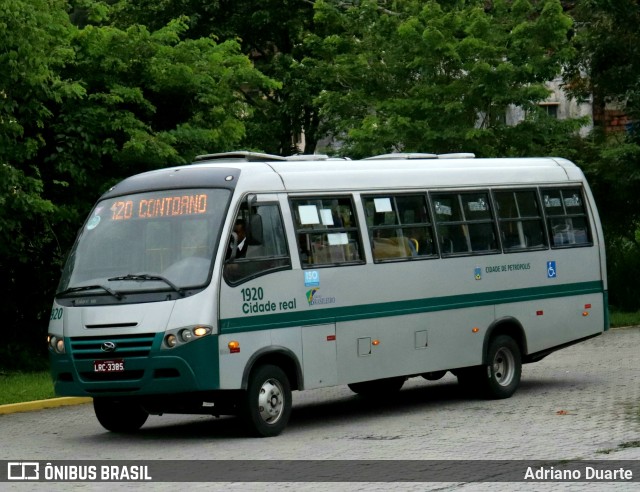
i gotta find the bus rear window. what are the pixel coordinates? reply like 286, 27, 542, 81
542, 187, 592, 247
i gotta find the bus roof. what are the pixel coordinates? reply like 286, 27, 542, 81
103, 154, 586, 199
189, 155, 584, 193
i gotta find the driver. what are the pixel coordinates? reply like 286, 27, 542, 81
227, 219, 248, 259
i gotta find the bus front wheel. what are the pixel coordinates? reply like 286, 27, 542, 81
242, 364, 292, 437
93, 398, 149, 433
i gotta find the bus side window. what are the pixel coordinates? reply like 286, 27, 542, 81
431, 192, 499, 256
223, 203, 291, 285
542, 187, 592, 248
292, 196, 364, 267
363, 194, 437, 262
494, 189, 547, 252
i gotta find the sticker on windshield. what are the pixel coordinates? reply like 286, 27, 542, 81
87, 215, 101, 230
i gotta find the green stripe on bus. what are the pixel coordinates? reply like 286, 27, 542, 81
220, 281, 604, 334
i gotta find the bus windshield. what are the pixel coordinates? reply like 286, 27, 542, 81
57, 188, 231, 297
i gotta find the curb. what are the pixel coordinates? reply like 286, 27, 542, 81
0, 397, 92, 415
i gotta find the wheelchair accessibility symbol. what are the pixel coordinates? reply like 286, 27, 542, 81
547, 261, 557, 278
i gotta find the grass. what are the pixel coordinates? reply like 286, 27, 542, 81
0, 371, 55, 406
609, 309, 640, 328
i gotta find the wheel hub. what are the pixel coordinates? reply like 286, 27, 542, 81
257, 379, 284, 424
492, 347, 515, 386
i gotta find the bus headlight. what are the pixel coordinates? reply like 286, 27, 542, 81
48, 335, 65, 354
162, 325, 213, 350
165, 334, 178, 348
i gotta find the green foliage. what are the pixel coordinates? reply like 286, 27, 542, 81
0, 0, 82, 372
564, 0, 640, 310
1, 1, 278, 371
566, 0, 640, 120
308, 0, 580, 157
605, 234, 640, 311
609, 309, 640, 329
581, 140, 640, 235
106, 0, 318, 155
44, 13, 280, 244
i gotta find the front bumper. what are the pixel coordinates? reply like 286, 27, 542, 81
50, 333, 220, 397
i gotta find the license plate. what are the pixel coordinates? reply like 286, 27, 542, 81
93, 359, 125, 373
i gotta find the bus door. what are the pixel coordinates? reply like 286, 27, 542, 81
217, 194, 337, 390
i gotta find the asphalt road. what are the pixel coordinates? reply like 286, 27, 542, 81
2, 326, 639, 491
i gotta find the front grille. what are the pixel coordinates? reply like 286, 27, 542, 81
70, 333, 156, 360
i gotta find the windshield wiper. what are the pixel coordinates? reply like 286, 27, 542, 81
57, 285, 123, 300
108, 273, 185, 297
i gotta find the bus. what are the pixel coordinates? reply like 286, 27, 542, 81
48, 151, 607, 437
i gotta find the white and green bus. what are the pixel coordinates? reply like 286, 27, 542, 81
48, 151, 607, 436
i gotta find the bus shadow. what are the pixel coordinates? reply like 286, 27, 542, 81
78, 376, 581, 441
288, 381, 466, 428
287, 376, 597, 431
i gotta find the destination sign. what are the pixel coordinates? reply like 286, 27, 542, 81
109, 193, 209, 221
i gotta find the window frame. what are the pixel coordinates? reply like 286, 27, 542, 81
540, 186, 593, 249
290, 195, 365, 269
362, 193, 438, 263
493, 188, 548, 253
430, 190, 501, 257
223, 197, 292, 286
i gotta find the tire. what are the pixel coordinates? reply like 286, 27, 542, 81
93, 398, 149, 433
481, 335, 522, 399
242, 364, 292, 437
348, 376, 405, 396
456, 335, 522, 399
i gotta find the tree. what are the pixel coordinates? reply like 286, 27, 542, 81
106, 0, 322, 155
566, 0, 640, 124
39, 10, 281, 240
1, 2, 279, 369
307, 0, 582, 158
565, 0, 640, 233
0, 0, 86, 368
563, 0, 640, 309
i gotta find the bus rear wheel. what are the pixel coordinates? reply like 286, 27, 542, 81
348, 376, 405, 396
457, 335, 521, 399
93, 398, 149, 433
483, 335, 521, 398
242, 364, 292, 437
